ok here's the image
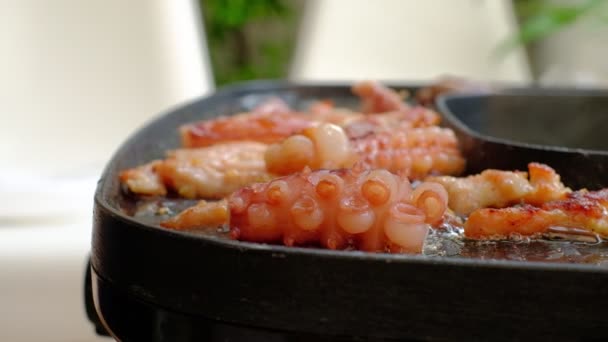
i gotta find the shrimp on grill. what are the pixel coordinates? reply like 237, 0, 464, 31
428, 163, 570, 216
465, 189, 608, 240
161, 199, 229, 230
180, 98, 314, 148
120, 142, 272, 199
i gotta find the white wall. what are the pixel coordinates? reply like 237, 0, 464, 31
291, 0, 531, 83
0, 1, 212, 341
0, 0, 213, 175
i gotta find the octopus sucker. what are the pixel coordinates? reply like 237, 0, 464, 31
240, 203, 281, 242
360, 169, 399, 205
315, 178, 340, 199
290, 196, 324, 231
385, 221, 430, 253
383, 203, 429, 253
361, 179, 390, 206
265, 180, 289, 205
411, 182, 448, 225
337, 205, 376, 234
340, 171, 384, 249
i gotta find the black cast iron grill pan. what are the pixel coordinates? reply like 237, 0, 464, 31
437, 88, 608, 190
88, 81, 608, 341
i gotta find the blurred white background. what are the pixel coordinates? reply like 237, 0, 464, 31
0, 0, 607, 341
0, 1, 211, 341
290, 0, 531, 83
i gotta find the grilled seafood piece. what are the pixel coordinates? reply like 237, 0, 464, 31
180, 98, 313, 148
465, 189, 608, 240
352, 80, 410, 113
181, 98, 439, 149
265, 123, 465, 180
162, 167, 448, 253
428, 163, 570, 216
119, 160, 167, 197
124, 114, 451, 199
180, 81, 435, 148
120, 142, 272, 199
340, 106, 440, 139
161, 200, 229, 230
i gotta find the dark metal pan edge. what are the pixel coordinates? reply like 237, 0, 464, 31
436, 92, 608, 156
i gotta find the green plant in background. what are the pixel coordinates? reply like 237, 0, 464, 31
500, 0, 608, 54
202, 0, 608, 83
200, 0, 300, 86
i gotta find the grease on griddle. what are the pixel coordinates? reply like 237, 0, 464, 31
123, 196, 608, 265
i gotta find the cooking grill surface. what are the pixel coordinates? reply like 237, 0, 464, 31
87, 81, 608, 341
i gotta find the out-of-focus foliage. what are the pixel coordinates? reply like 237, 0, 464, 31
499, 0, 608, 55
200, 0, 299, 85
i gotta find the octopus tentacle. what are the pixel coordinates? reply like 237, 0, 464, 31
180, 81, 437, 149
265, 123, 465, 180
227, 168, 448, 253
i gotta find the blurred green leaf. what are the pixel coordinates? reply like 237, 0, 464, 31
204, 0, 287, 40
201, 0, 296, 85
514, 0, 552, 19
497, 0, 606, 57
